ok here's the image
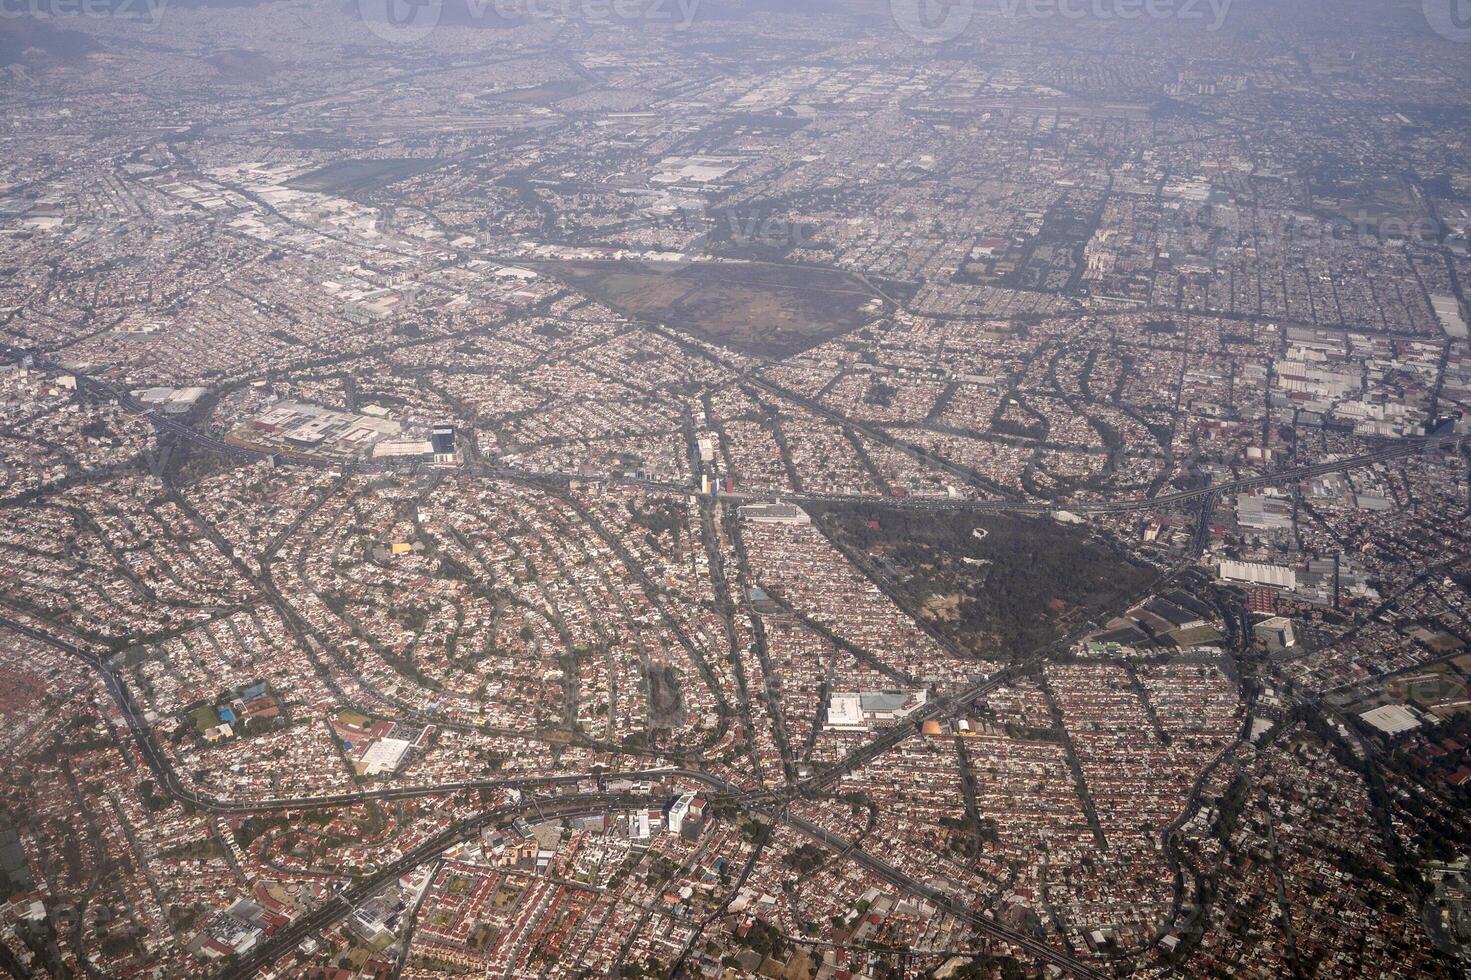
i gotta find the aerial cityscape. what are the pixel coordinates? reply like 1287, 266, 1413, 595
1, 0, 1470, 976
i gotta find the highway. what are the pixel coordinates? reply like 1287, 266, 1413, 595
215, 780, 1112, 980
52, 360, 1463, 521
0, 613, 748, 815
3, 608, 1115, 978
715, 432, 1462, 515
15, 356, 1446, 978
773, 807, 1109, 980
787, 568, 1178, 798
219, 794, 661, 979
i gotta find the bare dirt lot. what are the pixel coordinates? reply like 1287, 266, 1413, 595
543, 260, 886, 358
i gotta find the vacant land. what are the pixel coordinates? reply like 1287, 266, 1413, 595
812, 503, 1155, 660
204, 49, 281, 84
478, 80, 586, 105
542, 260, 884, 358
287, 159, 434, 196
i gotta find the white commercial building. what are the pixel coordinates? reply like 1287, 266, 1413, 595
1218, 559, 1298, 590
740, 502, 811, 525
1359, 704, 1423, 736
361, 737, 411, 776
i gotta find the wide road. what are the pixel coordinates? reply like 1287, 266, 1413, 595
775, 807, 1109, 980
0, 613, 750, 814
718, 433, 1461, 515
3, 609, 1111, 979
218, 793, 659, 979
48, 357, 1464, 520
11, 357, 1378, 979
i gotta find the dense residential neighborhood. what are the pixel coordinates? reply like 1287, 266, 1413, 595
1, 0, 1471, 976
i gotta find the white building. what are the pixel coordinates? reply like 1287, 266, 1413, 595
740, 502, 810, 525
1218, 559, 1298, 590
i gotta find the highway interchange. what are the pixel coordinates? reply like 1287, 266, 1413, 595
7, 354, 1462, 978
5, 598, 1112, 979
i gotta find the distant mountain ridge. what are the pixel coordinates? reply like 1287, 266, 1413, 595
0, 18, 98, 66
